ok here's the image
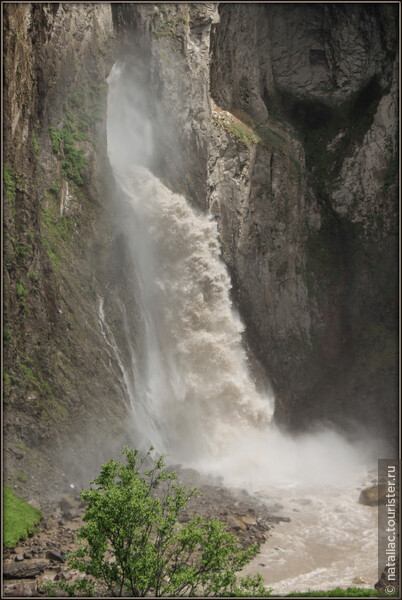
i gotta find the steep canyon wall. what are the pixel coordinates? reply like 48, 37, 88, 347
3, 2, 399, 496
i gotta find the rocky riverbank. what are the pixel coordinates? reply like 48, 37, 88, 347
3, 473, 287, 597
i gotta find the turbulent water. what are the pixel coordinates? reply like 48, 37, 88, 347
105, 61, 380, 591
107, 62, 275, 465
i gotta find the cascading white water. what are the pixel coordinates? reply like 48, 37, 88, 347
105, 60, 381, 592
107, 62, 274, 466
105, 61, 379, 486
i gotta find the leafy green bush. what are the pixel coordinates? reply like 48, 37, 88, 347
4, 371, 11, 396
49, 126, 63, 154
29, 271, 39, 284
3, 487, 42, 548
41, 579, 94, 598
67, 447, 269, 597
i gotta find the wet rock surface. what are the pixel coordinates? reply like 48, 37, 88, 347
359, 484, 389, 506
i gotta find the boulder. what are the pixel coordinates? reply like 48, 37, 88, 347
46, 550, 65, 563
43, 517, 58, 530
59, 494, 75, 512
226, 516, 247, 532
3, 559, 48, 579
180, 468, 202, 485
62, 508, 81, 521
242, 515, 257, 529
14, 554, 25, 562
359, 484, 388, 506
268, 516, 291, 524
55, 571, 73, 582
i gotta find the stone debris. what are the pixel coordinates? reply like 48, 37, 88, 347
45, 550, 66, 563
4, 559, 48, 579
3, 478, 285, 596
3, 580, 37, 597
14, 554, 24, 562
59, 494, 75, 512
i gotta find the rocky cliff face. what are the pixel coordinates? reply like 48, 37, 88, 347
208, 3, 398, 438
3, 3, 398, 498
3, 3, 136, 499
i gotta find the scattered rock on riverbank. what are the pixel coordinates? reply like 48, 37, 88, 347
3, 477, 286, 596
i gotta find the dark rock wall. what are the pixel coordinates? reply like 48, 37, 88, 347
209, 3, 398, 440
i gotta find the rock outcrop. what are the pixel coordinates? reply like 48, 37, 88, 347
359, 484, 389, 507
208, 3, 398, 438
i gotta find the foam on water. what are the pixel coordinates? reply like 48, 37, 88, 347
111, 163, 274, 464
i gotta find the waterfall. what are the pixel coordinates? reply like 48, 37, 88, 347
106, 62, 376, 488
106, 62, 274, 467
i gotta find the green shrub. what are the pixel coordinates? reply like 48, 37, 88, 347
41, 199, 74, 271
20, 361, 53, 399
49, 122, 86, 186
41, 236, 61, 271
4, 371, 11, 396
48, 85, 107, 187
67, 447, 269, 597
49, 126, 63, 154
16, 243, 30, 259
40, 579, 94, 597
3, 487, 42, 548
15, 442, 28, 452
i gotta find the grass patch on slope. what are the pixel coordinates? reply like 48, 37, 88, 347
3, 486, 42, 548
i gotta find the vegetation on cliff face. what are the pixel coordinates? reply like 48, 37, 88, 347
48, 84, 108, 186
3, 3, 130, 503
